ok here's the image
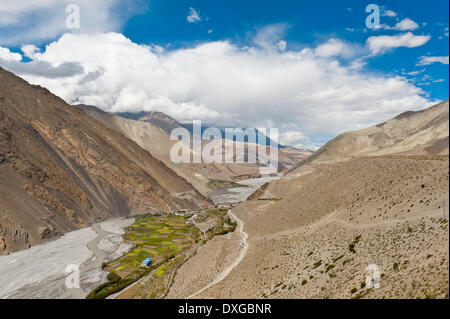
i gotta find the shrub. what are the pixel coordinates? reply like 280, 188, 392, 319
107, 272, 121, 282
312, 260, 322, 269
325, 264, 335, 272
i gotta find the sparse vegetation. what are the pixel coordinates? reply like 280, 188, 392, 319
325, 264, 335, 272
87, 207, 237, 299
312, 260, 323, 269
207, 179, 247, 189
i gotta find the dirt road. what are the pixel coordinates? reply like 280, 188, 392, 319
187, 209, 249, 298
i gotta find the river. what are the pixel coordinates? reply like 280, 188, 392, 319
0, 218, 134, 299
209, 175, 281, 204
0, 176, 279, 299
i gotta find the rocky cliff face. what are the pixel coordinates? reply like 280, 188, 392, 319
0, 67, 210, 254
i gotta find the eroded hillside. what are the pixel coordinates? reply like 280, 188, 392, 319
78, 104, 311, 196
0, 67, 210, 254
298, 101, 449, 166
168, 156, 449, 299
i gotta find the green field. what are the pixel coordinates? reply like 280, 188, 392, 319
207, 179, 248, 189
87, 214, 198, 299
110, 215, 195, 276
87, 209, 236, 299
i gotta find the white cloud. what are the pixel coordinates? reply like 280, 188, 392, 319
0, 45, 84, 78
21, 44, 40, 59
0, 0, 143, 45
367, 32, 431, 55
187, 7, 201, 23
278, 130, 318, 150
382, 10, 397, 17
406, 69, 425, 76
417, 56, 449, 66
253, 24, 289, 51
0, 32, 434, 149
314, 38, 362, 58
0, 47, 22, 62
276, 40, 287, 51
394, 18, 419, 31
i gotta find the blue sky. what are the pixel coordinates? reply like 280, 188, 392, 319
123, 0, 449, 100
0, 0, 448, 149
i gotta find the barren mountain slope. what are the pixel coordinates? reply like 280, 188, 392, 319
124, 110, 183, 134
300, 101, 449, 166
169, 156, 449, 299
114, 108, 312, 171
0, 67, 210, 254
167, 102, 449, 299
78, 105, 311, 195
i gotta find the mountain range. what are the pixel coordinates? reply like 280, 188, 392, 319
77, 104, 311, 195
0, 66, 210, 254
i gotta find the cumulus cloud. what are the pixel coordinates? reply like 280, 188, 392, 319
21, 44, 40, 59
417, 56, 449, 66
187, 7, 201, 23
276, 40, 287, 51
314, 39, 363, 59
367, 32, 431, 55
278, 130, 318, 150
0, 0, 144, 45
394, 18, 419, 31
0, 33, 434, 149
0, 46, 84, 78
0, 47, 22, 61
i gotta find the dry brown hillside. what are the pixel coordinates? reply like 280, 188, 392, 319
168, 156, 449, 299
78, 105, 311, 195
300, 101, 449, 166
166, 102, 449, 299
0, 67, 210, 255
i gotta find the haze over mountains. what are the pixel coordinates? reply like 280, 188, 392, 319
77, 104, 311, 195
0, 66, 309, 255
0, 66, 210, 254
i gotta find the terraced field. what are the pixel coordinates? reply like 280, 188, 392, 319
87, 209, 237, 299
111, 215, 197, 276
87, 214, 199, 298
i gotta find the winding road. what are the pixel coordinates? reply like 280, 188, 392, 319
187, 209, 249, 299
